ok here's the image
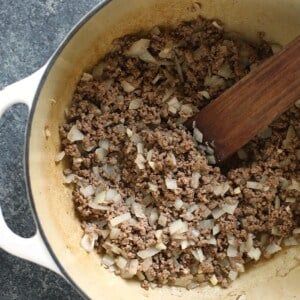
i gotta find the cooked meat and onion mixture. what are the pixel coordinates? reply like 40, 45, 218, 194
58, 17, 300, 289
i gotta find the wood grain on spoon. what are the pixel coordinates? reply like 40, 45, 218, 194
185, 35, 300, 164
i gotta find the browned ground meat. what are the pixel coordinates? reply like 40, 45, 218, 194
58, 17, 300, 289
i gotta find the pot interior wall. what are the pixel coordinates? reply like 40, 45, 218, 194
28, 0, 300, 299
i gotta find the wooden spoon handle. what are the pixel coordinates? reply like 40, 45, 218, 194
186, 36, 300, 163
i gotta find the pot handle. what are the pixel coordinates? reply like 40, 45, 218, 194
0, 66, 63, 276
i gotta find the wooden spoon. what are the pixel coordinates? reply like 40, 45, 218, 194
185, 36, 300, 164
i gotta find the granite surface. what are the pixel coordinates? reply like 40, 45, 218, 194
0, 1, 101, 299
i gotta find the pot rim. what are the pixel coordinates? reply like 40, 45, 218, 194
25, 1, 112, 299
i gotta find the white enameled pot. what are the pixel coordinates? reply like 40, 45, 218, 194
0, 1, 300, 299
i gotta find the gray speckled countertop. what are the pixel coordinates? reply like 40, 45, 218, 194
0, 1, 100, 299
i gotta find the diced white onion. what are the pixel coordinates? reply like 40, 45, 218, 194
80, 233, 98, 252
213, 224, 221, 235
155, 242, 167, 250
223, 201, 238, 215
213, 182, 230, 196
129, 99, 143, 110
110, 213, 131, 227
128, 259, 139, 275
208, 237, 217, 245
192, 248, 205, 262
116, 256, 128, 270
288, 179, 300, 192
199, 219, 214, 229
212, 207, 226, 219
99, 139, 109, 150
233, 187, 241, 194
246, 181, 265, 191
227, 245, 238, 257
228, 270, 238, 281
81, 73, 93, 82
209, 274, 218, 286
94, 191, 107, 204
80, 185, 95, 198
137, 247, 160, 259
149, 208, 159, 226
102, 255, 115, 267
105, 189, 122, 202
165, 178, 178, 190
141, 257, 153, 271
64, 174, 75, 184
55, 151, 65, 162
247, 247, 261, 261
110, 227, 121, 239
174, 198, 183, 209
265, 243, 281, 255
193, 127, 203, 143
127, 39, 150, 56
67, 125, 85, 142
135, 154, 146, 170
293, 228, 300, 235
169, 220, 188, 235
149, 183, 158, 192
158, 214, 168, 227
132, 202, 146, 218
95, 148, 108, 161
191, 172, 201, 189
168, 97, 181, 114
121, 80, 136, 93
199, 90, 210, 99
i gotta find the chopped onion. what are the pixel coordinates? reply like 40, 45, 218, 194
192, 248, 205, 262
126, 128, 133, 138
80, 185, 95, 198
148, 161, 156, 170
212, 207, 226, 219
236, 263, 245, 273
213, 224, 221, 235
137, 143, 144, 154
88, 203, 109, 210
129, 99, 143, 110
271, 43, 282, 54
288, 179, 300, 192
132, 202, 146, 218
193, 127, 203, 143
158, 214, 168, 227
169, 220, 188, 235
135, 154, 146, 170
191, 172, 201, 189
139, 51, 157, 64
199, 90, 210, 99
204, 75, 225, 87
100, 229, 110, 239
149, 208, 159, 226
81, 232, 98, 252
209, 274, 218, 286
81, 73, 93, 82
213, 182, 230, 196
92, 62, 105, 80
217, 63, 232, 79
223, 201, 238, 214
233, 187, 241, 194
227, 245, 238, 257
55, 151, 65, 162
165, 178, 178, 190
247, 247, 261, 261
191, 229, 200, 238
174, 198, 183, 209
137, 247, 160, 259
95, 148, 108, 161
208, 237, 217, 245
94, 191, 106, 204
155, 242, 167, 250
105, 189, 122, 202
212, 21, 223, 30
116, 256, 128, 270
99, 139, 109, 150
228, 270, 238, 281
121, 80, 136, 93
110, 212, 131, 227
155, 229, 163, 240
64, 174, 75, 184
162, 88, 174, 102
181, 240, 190, 250
265, 243, 281, 255
102, 255, 115, 267
207, 155, 216, 165
295, 99, 300, 108
67, 125, 84, 142
127, 39, 150, 56
180, 104, 194, 116
149, 183, 158, 192
167, 152, 177, 167
110, 227, 121, 239
284, 237, 298, 246
131, 133, 142, 144
199, 219, 214, 229
246, 181, 265, 190
283, 125, 296, 148
199, 204, 212, 218
128, 259, 139, 275
141, 257, 153, 271
168, 97, 181, 114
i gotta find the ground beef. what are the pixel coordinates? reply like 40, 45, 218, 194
58, 17, 300, 289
